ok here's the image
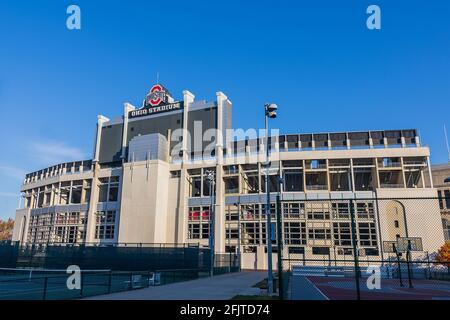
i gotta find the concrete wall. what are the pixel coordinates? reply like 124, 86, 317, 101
376, 188, 445, 254
117, 160, 169, 243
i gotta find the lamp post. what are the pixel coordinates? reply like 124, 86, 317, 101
205, 170, 216, 277
264, 103, 277, 294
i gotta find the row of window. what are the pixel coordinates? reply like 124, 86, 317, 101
23, 176, 120, 209
221, 202, 376, 221
189, 219, 378, 248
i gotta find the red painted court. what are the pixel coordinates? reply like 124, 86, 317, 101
306, 276, 450, 300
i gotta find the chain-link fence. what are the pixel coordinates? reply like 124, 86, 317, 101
0, 242, 240, 300
276, 197, 450, 300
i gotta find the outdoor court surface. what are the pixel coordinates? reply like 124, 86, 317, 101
291, 275, 450, 300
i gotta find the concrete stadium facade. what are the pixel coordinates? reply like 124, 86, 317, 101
12, 85, 446, 269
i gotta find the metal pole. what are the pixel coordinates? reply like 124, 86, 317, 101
406, 241, 414, 288
208, 173, 215, 277
349, 200, 361, 300
237, 198, 241, 272
394, 245, 404, 287
276, 194, 283, 300
42, 276, 48, 300
265, 113, 274, 294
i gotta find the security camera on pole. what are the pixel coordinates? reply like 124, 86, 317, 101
264, 103, 277, 294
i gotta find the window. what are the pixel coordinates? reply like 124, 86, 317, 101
356, 202, 374, 219
108, 177, 119, 202
202, 175, 214, 196
261, 222, 277, 245
358, 222, 377, 246
170, 170, 181, 178
224, 165, 239, 175
224, 176, 239, 194
242, 222, 260, 245
188, 224, 200, 239
96, 211, 116, 224
306, 202, 330, 220
308, 228, 331, 240
312, 247, 330, 255
262, 204, 276, 219
353, 169, 373, 191
330, 169, 351, 191
283, 203, 305, 219
225, 205, 239, 221
190, 176, 202, 197
188, 206, 211, 239
242, 165, 259, 194
95, 211, 116, 240
60, 182, 71, 205
305, 172, 327, 190
333, 223, 352, 246
283, 169, 303, 191
95, 225, 115, 239
394, 220, 399, 228
261, 175, 280, 193
288, 246, 305, 254
225, 227, 239, 239
241, 204, 260, 220
284, 222, 307, 245
71, 181, 83, 204
98, 178, 109, 202
332, 202, 350, 219
98, 177, 119, 202
108, 184, 119, 202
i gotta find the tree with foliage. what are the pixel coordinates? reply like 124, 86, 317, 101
0, 218, 14, 241
435, 242, 450, 270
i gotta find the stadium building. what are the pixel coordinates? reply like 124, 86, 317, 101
12, 85, 445, 269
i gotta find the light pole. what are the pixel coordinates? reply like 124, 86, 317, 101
264, 103, 277, 294
205, 170, 216, 277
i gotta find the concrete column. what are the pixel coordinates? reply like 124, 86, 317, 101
85, 115, 109, 243
121, 103, 136, 160
350, 159, 356, 192
85, 163, 100, 243
215, 92, 228, 253
401, 136, 406, 148
400, 157, 407, 188
93, 115, 110, 162
374, 158, 380, 189
175, 90, 195, 243
426, 156, 434, 188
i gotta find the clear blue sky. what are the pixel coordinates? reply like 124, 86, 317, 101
0, 1, 449, 219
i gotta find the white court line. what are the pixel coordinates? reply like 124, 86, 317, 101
304, 276, 329, 300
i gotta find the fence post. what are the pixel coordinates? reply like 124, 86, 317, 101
108, 270, 113, 293
42, 276, 48, 300
426, 251, 431, 280
80, 272, 85, 297
349, 199, 361, 300
406, 247, 414, 288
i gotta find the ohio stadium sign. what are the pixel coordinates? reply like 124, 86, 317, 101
129, 84, 184, 119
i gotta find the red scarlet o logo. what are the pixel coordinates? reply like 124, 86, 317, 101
148, 84, 163, 106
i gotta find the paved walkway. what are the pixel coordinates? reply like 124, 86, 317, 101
85, 271, 265, 300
